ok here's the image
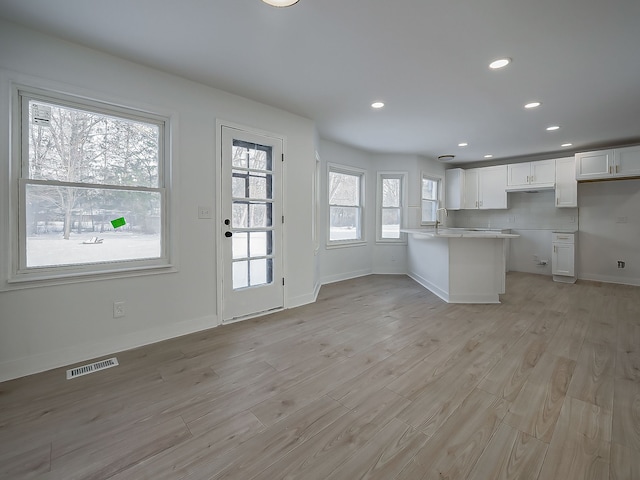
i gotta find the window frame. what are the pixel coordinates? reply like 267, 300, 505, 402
420, 173, 442, 226
9, 84, 174, 285
326, 163, 366, 248
376, 171, 407, 244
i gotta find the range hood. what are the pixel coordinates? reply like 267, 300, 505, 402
505, 182, 555, 193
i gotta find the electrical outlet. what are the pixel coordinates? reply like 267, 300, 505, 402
617, 261, 626, 269
113, 301, 125, 318
198, 206, 212, 219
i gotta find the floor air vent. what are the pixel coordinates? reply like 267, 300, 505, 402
66, 357, 119, 380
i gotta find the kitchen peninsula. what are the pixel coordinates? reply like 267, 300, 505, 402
401, 228, 519, 304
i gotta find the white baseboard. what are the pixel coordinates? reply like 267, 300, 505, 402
320, 268, 372, 286
406, 271, 449, 303
288, 285, 321, 309
0, 314, 217, 383
578, 273, 640, 287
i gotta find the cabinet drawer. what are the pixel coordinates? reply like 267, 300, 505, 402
552, 233, 574, 244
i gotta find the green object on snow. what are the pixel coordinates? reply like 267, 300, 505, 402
111, 217, 126, 229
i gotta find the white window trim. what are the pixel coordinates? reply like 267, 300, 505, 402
326, 162, 366, 248
376, 171, 408, 244
6, 83, 176, 288
420, 172, 443, 226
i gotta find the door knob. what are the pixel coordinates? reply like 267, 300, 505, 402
225, 231, 232, 238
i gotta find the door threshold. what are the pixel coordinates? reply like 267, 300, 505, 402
222, 306, 284, 325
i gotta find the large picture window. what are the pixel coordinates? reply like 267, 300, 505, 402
328, 164, 365, 244
14, 87, 170, 280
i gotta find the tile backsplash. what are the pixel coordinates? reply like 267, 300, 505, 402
450, 190, 578, 231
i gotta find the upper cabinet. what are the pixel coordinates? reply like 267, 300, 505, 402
464, 165, 508, 209
575, 145, 640, 181
445, 168, 465, 210
555, 157, 577, 208
506, 159, 555, 190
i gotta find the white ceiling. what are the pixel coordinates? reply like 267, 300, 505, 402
1, 0, 640, 163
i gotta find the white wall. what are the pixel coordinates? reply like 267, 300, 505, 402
0, 20, 317, 381
317, 139, 374, 284
317, 141, 444, 283
578, 179, 640, 285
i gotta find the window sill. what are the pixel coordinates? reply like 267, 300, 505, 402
326, 240, 367, 250
3, 263, 177, 291
375, 240, 408, 246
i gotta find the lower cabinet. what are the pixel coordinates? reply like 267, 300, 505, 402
552, 232, 576, 283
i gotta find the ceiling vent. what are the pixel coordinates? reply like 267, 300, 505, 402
66, 357, 119, 379
438, 155, 455, 162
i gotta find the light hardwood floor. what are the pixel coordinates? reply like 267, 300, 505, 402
1, 272, 639, 479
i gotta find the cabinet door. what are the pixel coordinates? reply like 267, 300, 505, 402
615, 145, 640, 177
463, 168, 479, 209
507, 163, 531, 186
445, 168, 465, 210
575, 150, 615, 180
555, 157, 577, 207
530, 159, 556, 185
479, 165, 507, 209
552, 243, 575, 276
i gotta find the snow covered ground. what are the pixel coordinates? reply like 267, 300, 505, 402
27, 231, 161, 267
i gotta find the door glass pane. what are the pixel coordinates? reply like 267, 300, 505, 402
233, 140, 272, 171
249, 203, 271, 227
232, 146, 249, 168
233, 260, 249, 289
232, 203, 248, 228
249, 258, 272, 286
250, 231, 269, 257
232, 172, 247, 197
249, 148, 268, 170
232, 232, 248, 259
249, 173, 271, 200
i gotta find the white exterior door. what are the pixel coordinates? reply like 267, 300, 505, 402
221, 126, 284, 322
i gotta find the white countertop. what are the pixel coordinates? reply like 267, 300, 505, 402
401, 228, 520, 239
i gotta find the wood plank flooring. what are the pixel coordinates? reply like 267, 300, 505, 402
1, 272, 639, 479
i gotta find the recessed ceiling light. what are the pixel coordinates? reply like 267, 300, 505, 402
561, 143, 573, 147
484, 154, 493, 158
546, 125, 560, 131
458, 142, 468, 147
524, 102, 541, 109
261, 0, 300, 6
371, 102, 385, 109
489, 58, 511, 69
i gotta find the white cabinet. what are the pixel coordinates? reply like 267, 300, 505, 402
575, 145, 640, 181
554, 157, 577, 207
552, 232, 576, 283
507, 160, 555, 190
616, 145, 640, 177
575, 149, 615, 180
445, 168, 465, 210
463, 168, 479, 209
464, 165, 507, 209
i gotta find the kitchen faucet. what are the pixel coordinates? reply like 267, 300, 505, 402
435, 207, 448, 230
